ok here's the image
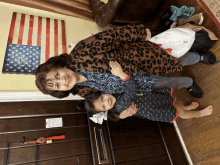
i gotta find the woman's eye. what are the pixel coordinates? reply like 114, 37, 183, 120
57, 84, 60, 89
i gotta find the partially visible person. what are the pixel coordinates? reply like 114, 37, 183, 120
35, 22, 217, 98
85, 61, 213, 123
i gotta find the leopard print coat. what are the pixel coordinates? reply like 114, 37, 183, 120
69, 24, 182, 97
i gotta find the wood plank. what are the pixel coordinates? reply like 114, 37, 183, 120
158, 122, 189, 165
8, 140, 91, 164
153, 0, 220, 164
108, 120, 159, 136
110, 131, 163, 149
10, 146, 35, 164
113, 142, 167, 163
0, 114, 87, 134
0, 150, 6, 165
118, 155, 171, 165
108, 116, 149, 123
0, 126, 89, 148
0, 100, 86, 118
39, 140, 91, 161
38, 154, 92, 165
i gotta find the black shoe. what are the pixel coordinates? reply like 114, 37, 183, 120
187, 82, 203, 98
198, 50, 217, 65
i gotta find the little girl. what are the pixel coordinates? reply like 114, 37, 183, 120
85, 61, 213, 123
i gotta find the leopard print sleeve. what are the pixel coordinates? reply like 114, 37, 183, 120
70, 24, 147, 57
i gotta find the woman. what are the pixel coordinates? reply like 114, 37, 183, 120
35, 24, 217, 98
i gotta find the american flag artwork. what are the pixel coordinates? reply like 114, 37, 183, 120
2, 12, 67, 75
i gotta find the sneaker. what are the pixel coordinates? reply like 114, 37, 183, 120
198, 50, 217, 65
171, 13, 204, 28
187, 82, 203, 98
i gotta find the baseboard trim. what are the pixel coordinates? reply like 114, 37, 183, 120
158, 122, 189, 165
173, 121, 193, 165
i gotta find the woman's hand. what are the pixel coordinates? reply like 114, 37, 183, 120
109, 61, 128, 80
146, 29, 151, 40
119, 102, 138, 119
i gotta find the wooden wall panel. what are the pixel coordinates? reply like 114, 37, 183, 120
0, 126, 89, 148
10, 146, 35, 164
0, 114, 87, 133
0, 150, 6, 165
39, 140, 91, 160
38, 154, 92, 165
0, 100, 86, 118
8, 140, 91, 164
108, 120, 159, 136
110, 131, 163, 149
113, 143, 167, 163
119, 155, 171, 165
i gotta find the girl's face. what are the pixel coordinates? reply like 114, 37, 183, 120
93, 94, 116, 112
45, 67, 77, 91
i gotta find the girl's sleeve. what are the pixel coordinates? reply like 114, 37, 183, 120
115, 76, 138, 112
70, 24, 147, 56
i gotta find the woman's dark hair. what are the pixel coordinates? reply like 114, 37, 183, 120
84, 91, 120, 122
35, 53, 79, 98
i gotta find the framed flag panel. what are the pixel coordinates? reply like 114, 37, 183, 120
2, 12, 67, 75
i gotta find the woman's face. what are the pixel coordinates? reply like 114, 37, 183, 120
45, 67, 77, 91
93, 94, 116, 112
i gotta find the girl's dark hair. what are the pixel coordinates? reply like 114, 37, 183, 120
35, 53, 79, 98
84, 91, 120, 122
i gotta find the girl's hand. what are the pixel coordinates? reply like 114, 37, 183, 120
109, 61, 128, 80
146, 28, 151, 40
119, 102, 138, 119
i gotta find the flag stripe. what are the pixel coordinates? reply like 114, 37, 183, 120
41, 17, 46, 63
61, 20, 66, 53
12, 13, 21, 44
54, 19, 58, 56
27, 15, 34, 45
37, 17, 42, 47
50, 19, 54, 58
18, 14, 25, 45
46, 18, 50, 61
22, 14, 30, 45
32, 16, 38, 46
58, 20, 62, 55
8, 12, 17, 44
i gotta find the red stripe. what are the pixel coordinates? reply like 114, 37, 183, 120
27, 15, 34, 45
198, 0, 220, 28
54, 19, 58, 56
46, 18, 50, 61
17, 14, 25, 45
8, 12, 17, 44
170, 87, 179, 123
37, 17, 42, 47
61, 20, 66, 53
123, 73, 131, 81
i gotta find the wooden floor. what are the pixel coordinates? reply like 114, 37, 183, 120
164, 0, 220, 165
